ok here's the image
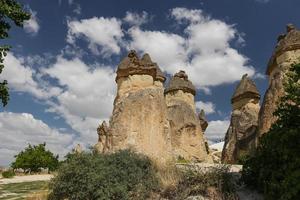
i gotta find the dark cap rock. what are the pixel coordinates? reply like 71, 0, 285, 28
267, 24, 300, 75
165, 70, 196, 96
231, 74, 260, 103
116, 51, 165, 82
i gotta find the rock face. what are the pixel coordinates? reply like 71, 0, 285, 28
222, 74, 260, 164
256, 24, 300, 141
165, 71, 211, 162
95, 51, 211, 164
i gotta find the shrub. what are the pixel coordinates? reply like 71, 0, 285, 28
48, 149, 159, 200
241, 63, 300, 200
2, 170, 15, 178
162, 165, 237, 200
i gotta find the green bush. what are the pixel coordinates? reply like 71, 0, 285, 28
162, 165, 237, 200
2, 170, 15, 178
48, 149, 159, 200
242, 64, 300, 200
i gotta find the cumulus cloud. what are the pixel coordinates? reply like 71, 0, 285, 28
195, 101, 216, 114
123, 11, 149, 26
205, 120, 230, 144
24, 9, 40, 35
43, 57, 116, 143
67, 17, 124, 56
0, 112, 74, 166
128, 7, 256, 88
1, 53, 61, 99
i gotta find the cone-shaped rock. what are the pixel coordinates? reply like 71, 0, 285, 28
231, 74, 260, 104
222, 74, 260, 164
199, 109, 208, 132
257, 24, 300, 142
165, 70, 212, 162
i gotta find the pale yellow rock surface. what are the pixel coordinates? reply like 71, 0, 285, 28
95, 51, 212, 164
257, 25, 300, 141
222, 74, 260, 164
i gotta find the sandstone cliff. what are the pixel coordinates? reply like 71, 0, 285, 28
95, 51, 212, 164
256, 24, 300, 142
222, 74, 260, 164
108, 51, 172, 164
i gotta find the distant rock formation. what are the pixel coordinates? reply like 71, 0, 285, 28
73, 144, 83, 154
222, 74, 260, 164
165, 71, 211, 162
199, 109, 208, 132
94, 51, 212, 164
94, 121, 110, 153
256, 24, 300, 142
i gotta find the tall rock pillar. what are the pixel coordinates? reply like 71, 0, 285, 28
109, 50, 172, 163
257, 24, 300, 142
165, 70, 211, 162
222, 74, 260, 164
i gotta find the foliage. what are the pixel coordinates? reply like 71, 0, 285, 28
2, 169, 15, 178
48, 150, 160, 200
0, 0, 30, 106
162, 165, 237, 200
242, 63, 300, 200
11, 143, 59, 173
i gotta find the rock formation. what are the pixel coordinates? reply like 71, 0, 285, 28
73, 144, 83, 154
256, 24, 300, 142
222, 74, 260, 164
94, 121, 110, 153
95, 51, 212, 164
165, 71, 211, 162
199, 109, 208, 132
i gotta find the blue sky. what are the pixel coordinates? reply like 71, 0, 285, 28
0, 0, 299, 166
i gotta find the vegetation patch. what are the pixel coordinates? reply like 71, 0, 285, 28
48, 150, 160, 200
1, 170, 15, 178
0, 181, 48, 200
161, 165, 237, 200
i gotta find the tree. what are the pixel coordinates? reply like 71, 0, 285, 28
0, 0, 30, 106
242, 63, 300, 200
11, 143, 59, 173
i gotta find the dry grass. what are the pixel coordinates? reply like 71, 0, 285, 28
156, 163, 181, 190
26, 190, 49, 200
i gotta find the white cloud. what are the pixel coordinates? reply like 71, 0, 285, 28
195, 101, 216, 114
24, 9, 40, 35
0, 112, 74, 166
67, 17, 124, 56
171, 7, 205, 23
205, 120, 230, 144
1, 53, 61, 99
123, 11, 149, 26
128, 7, 256, 88
128, 27, 187, 73
43, 57, 116, 143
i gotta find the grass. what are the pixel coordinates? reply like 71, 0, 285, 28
0, 181, 49, 200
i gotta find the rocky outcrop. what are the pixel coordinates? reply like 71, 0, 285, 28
256, 24, 300, 142
109, 51, 172, 164
222, 74, 260, 164
165, 71, 211, 162
199, 109, 208, 132
94, 121, 110, 153
95, 51, 212, 164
